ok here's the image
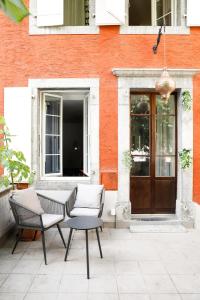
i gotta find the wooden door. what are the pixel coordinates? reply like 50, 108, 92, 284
130, 93, 177, 214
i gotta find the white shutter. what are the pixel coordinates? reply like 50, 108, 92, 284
4, 88, 32, 168
37, 0, 64, 27
187, 0, 200, 26
95, 0, 126, 26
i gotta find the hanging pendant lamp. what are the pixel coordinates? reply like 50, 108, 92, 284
155, 68, 176, 102
153, 17, 176, 102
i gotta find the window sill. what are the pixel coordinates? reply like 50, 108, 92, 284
120, 26, 190, 35
29, 22, 99, 35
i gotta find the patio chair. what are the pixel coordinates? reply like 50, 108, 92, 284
65, 184, 105, 222
9, 187, 66, 265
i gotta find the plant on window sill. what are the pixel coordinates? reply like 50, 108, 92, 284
182, 90, 192, 111
0, 0, 29, 23
0, 116, 35, 191
179, 148, 192, 170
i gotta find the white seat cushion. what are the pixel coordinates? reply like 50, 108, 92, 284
42, 214, 63, 228
70, 207, 99, 217
13, 187, 44, 215
74, 184, 104, 209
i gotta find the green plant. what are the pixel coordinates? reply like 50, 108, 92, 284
0, 116, 34, 190
122, 150, 133, 170
182, 90, 192, 111
0, 0, 29, 22
179, 148, 192, 170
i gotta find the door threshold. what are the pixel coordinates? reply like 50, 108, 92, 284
131, 214, 178, 221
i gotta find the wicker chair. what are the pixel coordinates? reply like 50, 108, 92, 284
9, 188, 66, 265
65, 184, 105, 220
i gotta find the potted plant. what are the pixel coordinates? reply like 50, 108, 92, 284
0, 116, 37, 240
0, 116, 34, 190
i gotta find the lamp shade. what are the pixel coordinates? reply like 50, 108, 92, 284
155, 69, 176, 101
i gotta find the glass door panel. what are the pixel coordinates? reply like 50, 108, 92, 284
44, 93, 63, 176
130, 94, 150, 177
155, 95, 176, 177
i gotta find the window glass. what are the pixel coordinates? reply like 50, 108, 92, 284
156, 156, 175, 176
131, 116, 150, 154
156, 0, 172, 26
45, 155, 60, 174
131, 157, 150, 176
156, 116, 175, 155
131, 94, 150, 114
156, 95, 175, 115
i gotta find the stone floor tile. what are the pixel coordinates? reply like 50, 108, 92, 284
171, 275, 200, 293
164, 260, 199, 275
21, 249, 43, 261
12, 260, 42, 274
119, 294, 150, 300
180, 295, 200, 300
150, 294, 182, 300
0, 274, 33, 293
59, 275, 88, 293
0, 293, 25, 300
115, 261, 141, 275
90, 258, 115, 275
139, 261, 167, 275
24, 293, 57, 300
29, 274, 61, 293
88, 294, 119, 300
58, 293, 88, 300
0, 248, 24, 260
117, 275, 146, 293
88, 275, 118, 293
0, 260, 18, 273
38, 261, 65, 275
63, 260, 86, 274
0, 274, 8, 288
144, 275, 177, 293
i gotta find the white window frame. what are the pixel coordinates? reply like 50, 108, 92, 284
42, 93, 63, 177
121, 0, 189, 35
41, 90, 89, 178
29, 0, 99, 35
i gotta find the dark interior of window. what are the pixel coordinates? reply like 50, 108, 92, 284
63, 100, 84, 176
129, 0, 152, 26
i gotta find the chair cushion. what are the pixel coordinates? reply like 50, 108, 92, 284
70, 207, 99, 217
74, 184, 104, 209
42, 214, 63, 228
13, 187, 44, 215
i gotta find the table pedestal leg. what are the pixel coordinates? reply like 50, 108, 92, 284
96, 228, 103, 258
85, 229, 90, 279
64, 228, 73, 261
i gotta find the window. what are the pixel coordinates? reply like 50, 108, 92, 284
42, 91, 89, 177
129, 0, 176, 26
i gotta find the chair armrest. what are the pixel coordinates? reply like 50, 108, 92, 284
37, 194, 65, 217
9, 198, 42, 228
65, 187, 77, 217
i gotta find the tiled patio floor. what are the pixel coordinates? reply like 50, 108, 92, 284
0, 227, 200, 299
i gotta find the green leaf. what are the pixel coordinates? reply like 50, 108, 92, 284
0, 0, 29, 23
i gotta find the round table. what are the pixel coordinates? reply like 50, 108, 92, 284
64, 216, 103, 279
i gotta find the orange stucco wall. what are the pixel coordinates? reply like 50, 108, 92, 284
0, 5, 200, 201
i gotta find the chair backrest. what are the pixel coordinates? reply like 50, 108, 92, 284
74, 184, 104, 209
11, 188, 44, 215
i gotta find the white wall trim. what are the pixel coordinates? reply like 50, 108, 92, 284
120, 26, 190, 35
29, 78, 100, 188
113, 68, 199, 221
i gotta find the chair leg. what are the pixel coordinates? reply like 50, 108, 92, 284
12, 228, 23, 254
57, 224, 66, 248
64, 228, 73, 261
41, 231, 47, 265
96, 228, 103, 259
100, 226, 103, 232
32, 230, 38, 241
